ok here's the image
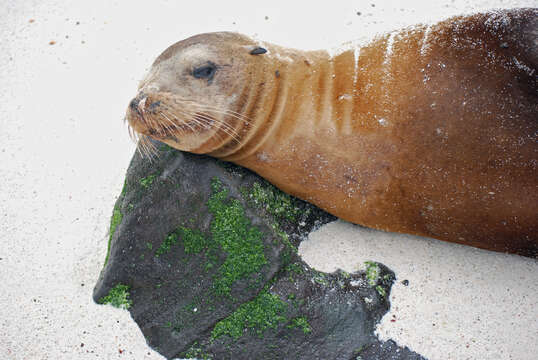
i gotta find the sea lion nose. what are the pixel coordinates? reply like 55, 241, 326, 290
129, 94, 147, 114
129, 97, 140, 111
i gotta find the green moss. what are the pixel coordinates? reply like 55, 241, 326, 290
104, 206, 123, 266
139, 174, 157, 188
313, 272, 329, 286
365, 261, 380, 286
178, 227, 209, 254
98, 284, 132, 309
155, 232, 179, 257
155, 227, 208, 258
103, 179, 130, 267
210, 290, 288, 340
243, 181, 302, 222
375, 285, 386, 298
240, 180, 301, 271
287, 316, 312, 334
184, 342, 212, 360
207, 178, 267, 297
285, 262, 304, 275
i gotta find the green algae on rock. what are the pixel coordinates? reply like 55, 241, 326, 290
242, 180, 303, 222
287, 316, 312, 334
103, 179, 129, 266
210, 290, 288, 340
207, 178, 268, 297
104, 206, 122, 266
139, 173, 157, 188
365, 261, 381, 286
98, 283, 132, 309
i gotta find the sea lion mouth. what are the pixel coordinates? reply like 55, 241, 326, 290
125, 92, 226, 155
127, 94, 184, 135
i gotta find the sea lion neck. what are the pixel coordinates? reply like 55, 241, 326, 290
210, 47, 336, 161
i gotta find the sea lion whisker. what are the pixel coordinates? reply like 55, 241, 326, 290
188, 101, 252, 121
159, 109, 189, 131
170, 108, 234, 144
161, 110, 197, 139
191, 104, 252, 123
189, 109, 242, 136
162, 109, 194, 129
194, 103, 251, 120
144, 136, 159, 159
171, 109, 229, 144
165, 108, 214, 133
190, 117, 227, 143
127, 123, 137, 142
156, 112, 177, 133
163, 109, 201, 135
157, 109, 191, 138
192, 111, 243, 143
136, 135, 157, 160
138, 134, 150, 156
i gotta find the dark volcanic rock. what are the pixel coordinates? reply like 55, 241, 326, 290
93, 142, 425, 360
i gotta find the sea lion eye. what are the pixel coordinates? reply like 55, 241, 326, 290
192, 63, 217, 80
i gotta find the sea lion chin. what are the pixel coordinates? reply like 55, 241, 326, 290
126, 8, 538, 257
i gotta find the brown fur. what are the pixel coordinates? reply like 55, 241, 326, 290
127, 9, 538, 257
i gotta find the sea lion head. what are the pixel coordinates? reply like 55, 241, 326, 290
126, 32, 271, 155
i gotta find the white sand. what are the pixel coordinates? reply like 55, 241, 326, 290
1, 1, 535, 359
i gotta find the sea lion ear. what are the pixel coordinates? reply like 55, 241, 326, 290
250, 47, 267, 55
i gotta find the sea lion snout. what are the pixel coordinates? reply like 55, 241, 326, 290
126, 93, 151, 135
129, 94, 147, 114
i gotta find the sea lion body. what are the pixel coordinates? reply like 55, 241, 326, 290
127, 9, 538, 257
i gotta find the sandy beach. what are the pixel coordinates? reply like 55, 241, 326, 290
1, 0, 536, 359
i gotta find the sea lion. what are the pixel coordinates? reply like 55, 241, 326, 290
126, 8, 538, 257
